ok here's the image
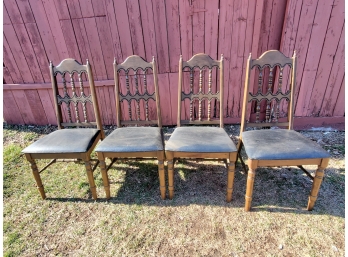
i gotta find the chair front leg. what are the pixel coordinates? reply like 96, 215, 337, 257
84, 160, 97, 200
307, 158, 329, 211
26, 155, 46, 199
245, 159, 258, 211
166, 151, 174, 200
97, 153, 110, 199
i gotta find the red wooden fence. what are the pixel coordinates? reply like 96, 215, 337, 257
3, 0, 344, 128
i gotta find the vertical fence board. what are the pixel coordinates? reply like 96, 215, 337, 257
165, 0, 181, 73
291, 0, 319, 113
28, 0, 61, 64
3, 67, 14, 84
157, 73, 172, 125
3, 35, 23, 83
95, 16, 116, 79
168, 72, 179, 125
11, 90, 36, 124
13, 23, 44, 82
24, 89, 49, 125
192, 0, 205, 54
178, 0, 193, 60
104, 0, 123, 62
60, 19, 82, 61
295, 0, 333, 116
126, 0, 146, 59
42, 0, 69, 60
218, 0, 234, 118
114, 0, 133, 59
152, 0, 170, 73
4, 25, 34, 82
3, 90, 25, 124
332, 76, 345, 117
25, 23, 51, 82
37, 89, 57, 125
319, 26, 344, 116
310, 0, 344, 115
16, 0, 35, 23
139, 0, 157, 62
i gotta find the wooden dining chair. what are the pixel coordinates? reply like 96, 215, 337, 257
22, 59, 104, 200
238, 50, 330, 211
165, 53, 237, 201
95, 55, 165, 199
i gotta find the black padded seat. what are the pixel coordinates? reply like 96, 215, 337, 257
165, 127, 237, 153
22, 129, 100, 154
96, 127, 163, 152
242, 129, 330, 160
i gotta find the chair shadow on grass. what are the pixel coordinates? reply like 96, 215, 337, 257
48, 158, 345, 218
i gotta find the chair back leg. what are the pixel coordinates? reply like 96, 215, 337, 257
158, 151, 166, 199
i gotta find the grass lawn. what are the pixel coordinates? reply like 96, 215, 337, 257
3, 123, 345, 256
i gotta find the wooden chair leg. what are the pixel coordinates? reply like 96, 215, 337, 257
245, 159, 257, 211
166, 151, 174, 200
158, 160, 166, 200
28, 159, 46, 199
226, 160, 235, 202
84, 160, 97, 200
99, 158, 110, 199
307, 158, 329, 211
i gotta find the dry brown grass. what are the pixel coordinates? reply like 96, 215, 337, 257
3, 124, 345, 256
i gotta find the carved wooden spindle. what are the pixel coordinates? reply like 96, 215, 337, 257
135, 73, 139, 94
82, 102, 88, 122
125, 72, 132, 120
190, 70, 193, 121
145, 100, 149, 121
207, 69, 212, 121
70, 73, 80, 123
275, 101, 279, 122
265, 67, 273, 122
136, 100, 140, 121
143, 70, 147, 93
78, 73, 84, 93
126, 72, 130, 94
198, 69, 203, 121
278, 67, 283, 92
256, 69, 262, 123
62, 74, 72, 123
128, 101, 132, 121
208, 68, 212, 93
207, 100, 211, 121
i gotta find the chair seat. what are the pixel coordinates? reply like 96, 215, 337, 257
242, 129, 330, 160
95, 127, 163, 153
165, 127, 237, 153
22, 129, 100, 154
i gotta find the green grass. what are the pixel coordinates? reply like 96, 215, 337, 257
3, 124, 345, 256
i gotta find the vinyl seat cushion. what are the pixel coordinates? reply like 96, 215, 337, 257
95, 127, 163, 152
242, 129, 330, 160
165, 127, 237, 153
22, 129, 100, 154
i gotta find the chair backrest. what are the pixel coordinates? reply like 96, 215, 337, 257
177, 53, 224, 128
49, 58, 104, 137
240, 50, 297, 134
114, 55, 162, 128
